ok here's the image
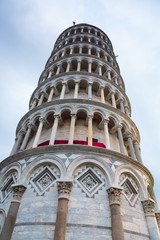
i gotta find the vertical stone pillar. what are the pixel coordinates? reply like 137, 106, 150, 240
11, 130, 25, 155
56, 65, 61, 75
66, 62, 71, 72
104, 119, 110, 149
107, 70, 111, 80
74, 82, 79, 98
88, 47, 91, 55
88, 115, 93, 146
50, 115, 59, 145
70, 48, 73, 55
60, 83, 66, 99
68, 114, 76, 144
54, 181, 73, 240
133, 140, 143, 163
100, 87, 105, 103
30, 98, 37, 109
79, 46, 82, 54
126, 133, 136, 159
97, 51, 100, 57
0, 184, 26, 240
48, 87, 54, 102
48, 70, 52, 78
155, 212, 160, 233
88, 62, 92, 73
117, 125, 125, 154
32, 118, 45, 148
20, 124, 34, 150
88, 83, 92, 100
124, 105, 130, 117
120, 99, 125, 113
107, 187, 124, 240
37, 92, 45, 106
141, 199, 160, 240
111, 92, 116, 108
98, 65, 102, 76
77, 60, 81, 71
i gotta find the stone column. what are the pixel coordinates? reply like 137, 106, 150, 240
70, 48, 73, 55
100, 87, 105, 103
88, 47, 91, 55
0, 184, 26, 240
97, 51, 100, 58
120, 99, 125, 113
37, 92, 45, 106
98, 65, 102, 76
30, 98, 37, 109
11, 130, 25, 155
126, 133, 136, 159
104, 119, 110, 149
56, 65, 61, 75
124, 105, 130, 117
74, 82, 79, 99
68, 114, 76, 144
32, 118, 45, 148
88, 62, 92, 73
77, 60, 81, 71
117, 125, 125, 154
50, 115, 59, 145
107, 187, 124, 240
60, 83, 66, 99
48, 87, 54, 102
48, 70, 52, 78
133, 140, 143, 163
61, 50, 65, 57
141, 199, 160, 240
20, 124, 34, 150
155, 212, 160, 233
107, 70, 111, 80
111, 92, 116, 108
88, 83, 92, 100
54, 181, 73, 240
66, 62, 71, 72
88, 115, 93, 146
79, 46, 82, 54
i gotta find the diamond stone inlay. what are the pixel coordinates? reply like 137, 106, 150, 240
75, 168, 104, 197
120, 176, 139, 206
30, 167, 56, 195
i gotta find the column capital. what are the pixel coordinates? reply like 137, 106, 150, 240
57, 181, 73, 200
27, 122, 36, 131
107, 187, 122, 206
103, 118, 110, 124
123, 131, 132, 139
11, 184, 27, 203
141, 198, 155, 216
87, 114, 93, 120
70, 113, 76, 119
18, 129, 26, 137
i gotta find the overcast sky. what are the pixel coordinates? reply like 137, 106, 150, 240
0, 0, 160, 205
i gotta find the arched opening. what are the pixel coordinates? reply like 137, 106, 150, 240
91, 48, 96, 56
90, 29, 95, 34
83, 27, 88, 33
92, 82, 100, 102
70, 60, 77, 71
74, 110, 88, 143
92, 112, 105, 147
66, 80, 75, 99
74, 46, 79, 54
82, 46, 88, 54
81, 60, 88, 72
79, 80, 88, 99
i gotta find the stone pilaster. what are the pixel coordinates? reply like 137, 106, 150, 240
54, 181, 73, 240
107, 187, 124, 240
0, 184, 26, 240
142, 199, 160, 240
155, 212, 160, 232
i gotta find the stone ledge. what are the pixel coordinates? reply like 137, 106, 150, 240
0, 145, 153, 185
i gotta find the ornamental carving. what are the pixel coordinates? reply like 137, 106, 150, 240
12, 185, 26, 202
141, 199, 155, 216
57, 181, 73, 196
107, 187, 122, 205
155, 212, 160, 229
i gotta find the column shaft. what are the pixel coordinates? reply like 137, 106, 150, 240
117, 127, 125, 154
60, 84, 66, 99
88, 62, 92, 73
32, 120, 44, 148
101, 88, 105, 103
38, 93, 45, 106
68, 115, 76, 144
0, 185, 26, 240
30, 99, 37, 109
20, 127, 32, 150
88, 84, 92, 100
104, 121, 110, 149
88, 117, 93, 146
120, 100, 125, 113
11, 132, 24, 155
48, 87, 54, 102
134, 141, 143, 163
127, 136, 136, 159
50, 116, 59, 145
77, 61, 81, 71
111, 92, 116, 108
74, 83, 79, 98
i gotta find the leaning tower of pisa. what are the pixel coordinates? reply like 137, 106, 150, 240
0, 23, 160, 240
